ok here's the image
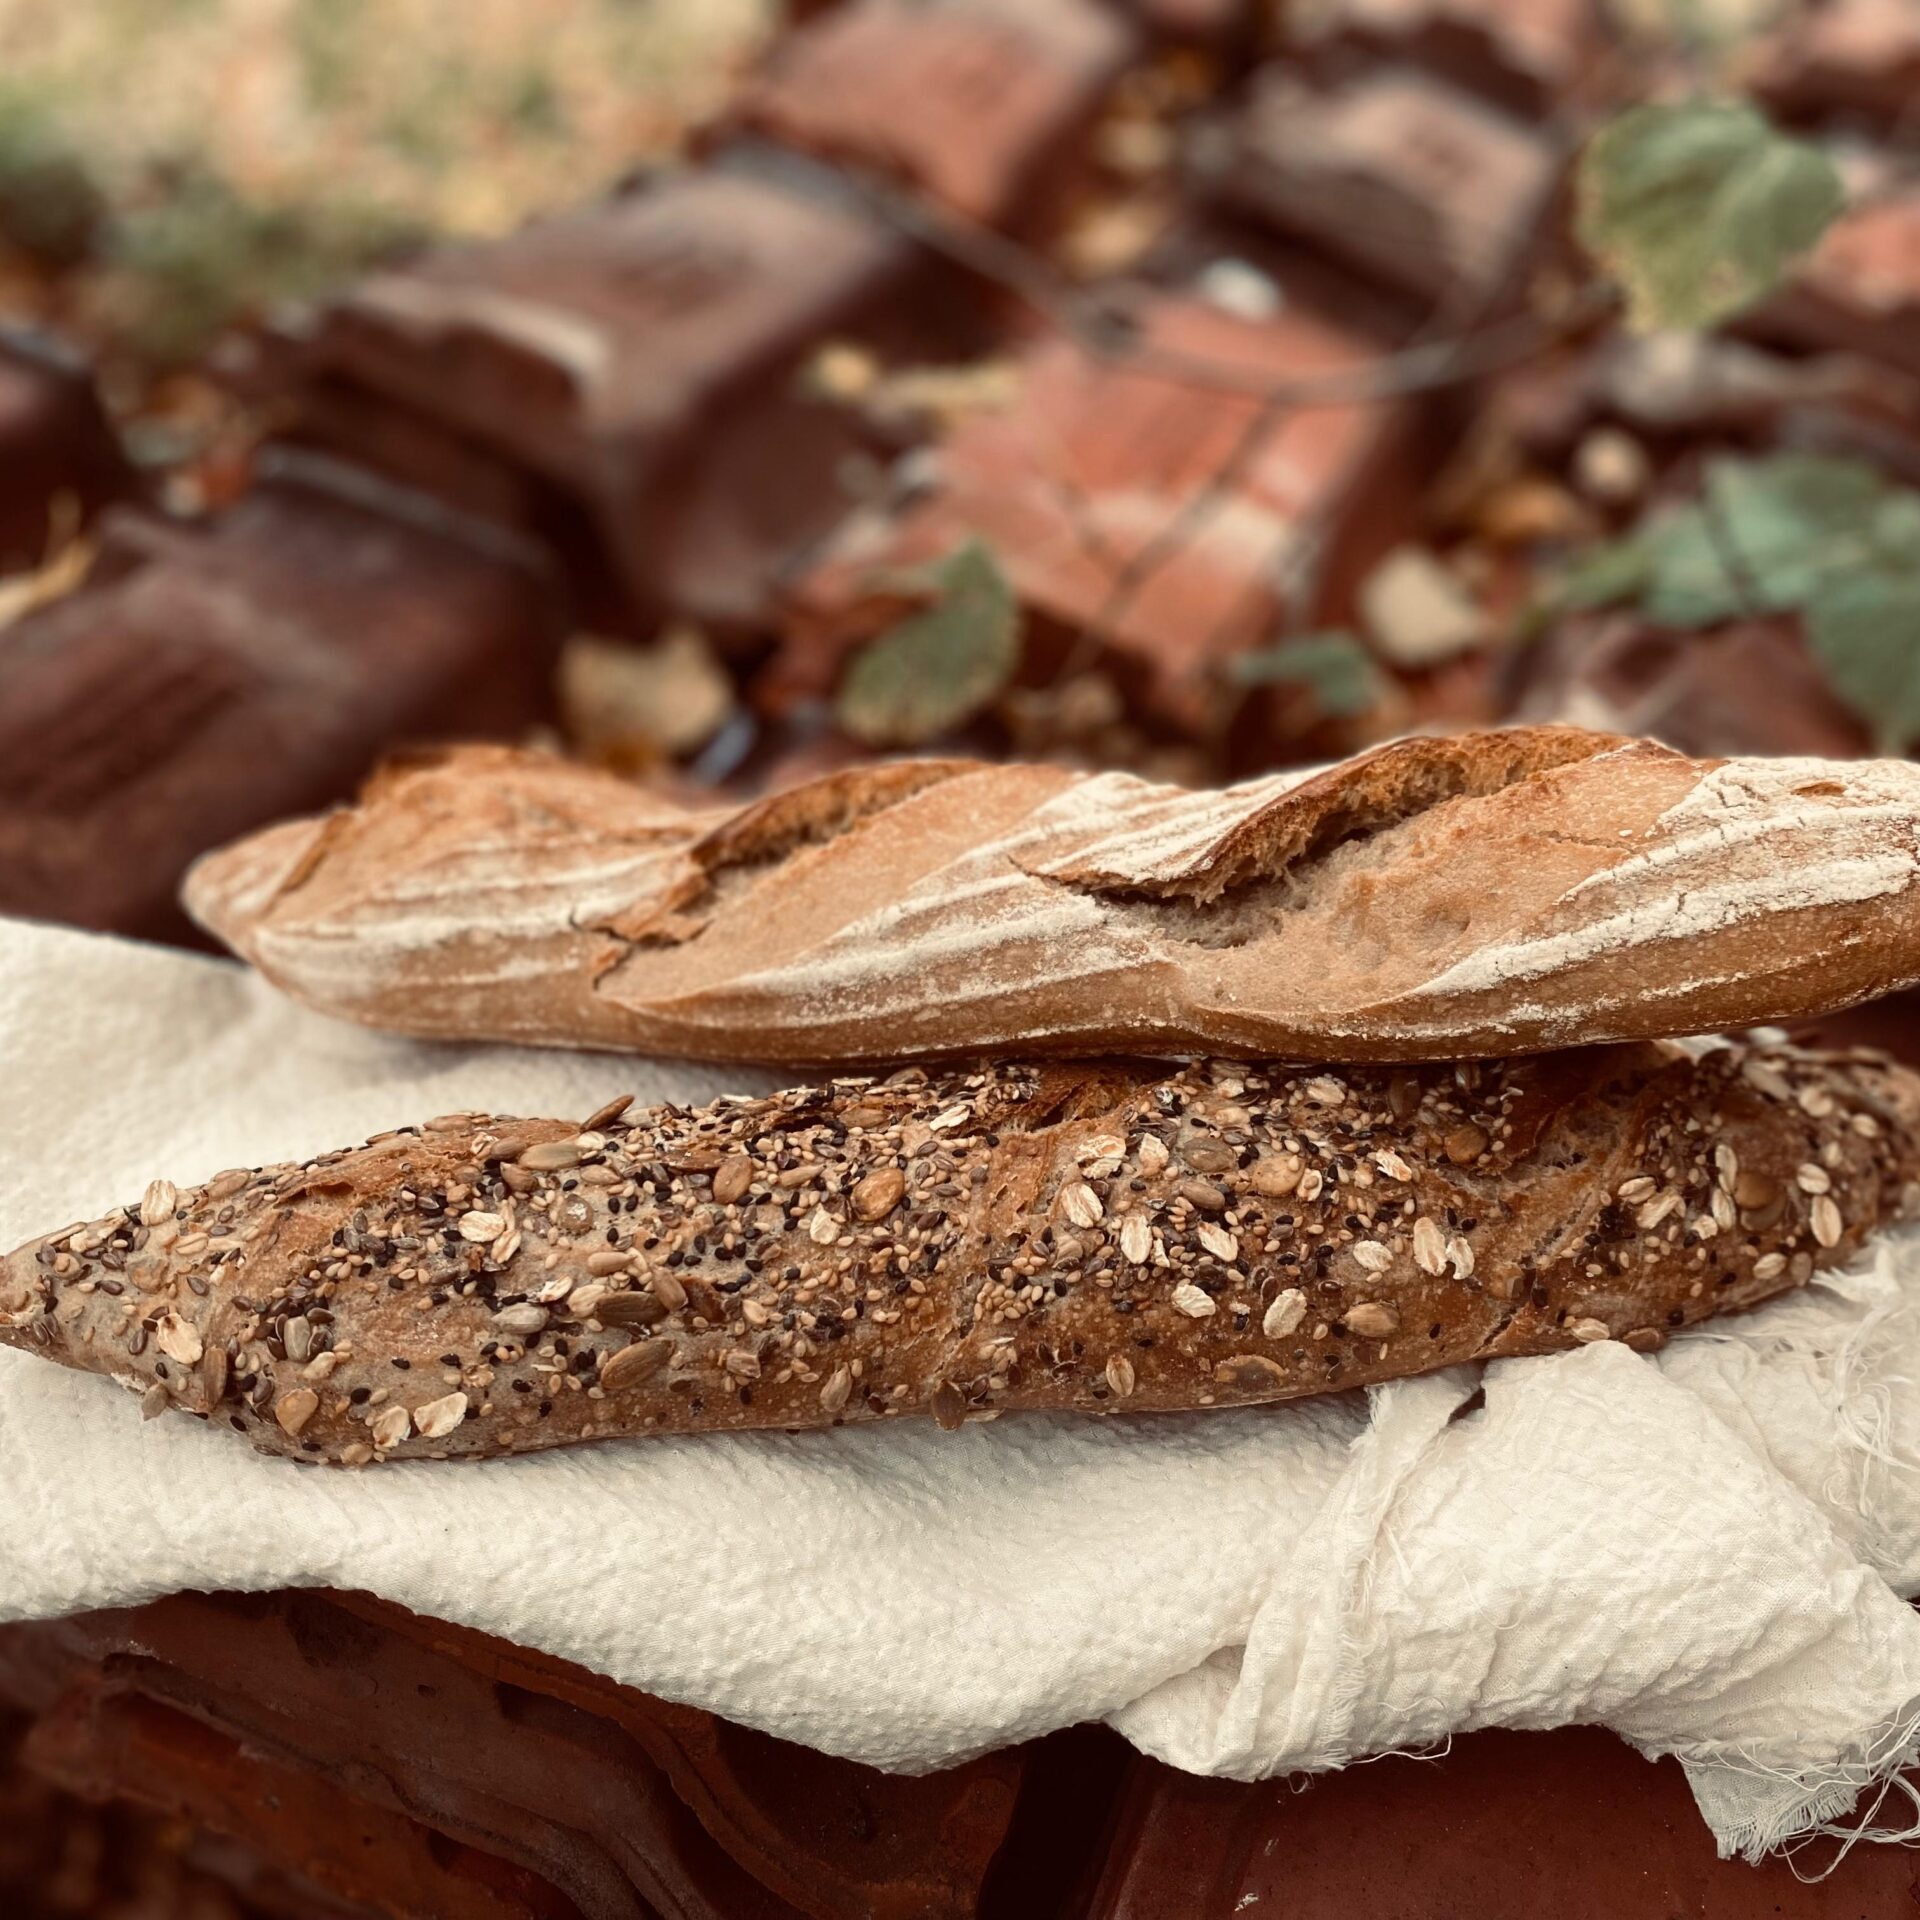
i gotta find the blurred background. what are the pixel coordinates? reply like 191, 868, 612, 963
4, 1, 1914, 955
4, 0, 1918, 948
3, 0, 1920, 1913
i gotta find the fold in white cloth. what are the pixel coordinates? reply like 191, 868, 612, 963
5, 915, 1920, 1859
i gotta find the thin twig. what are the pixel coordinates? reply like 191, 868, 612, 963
1057, 384, 1296, 688
1699, 483, 1766, 617
835, 161, 1616, 410
819, 150, 1611, 708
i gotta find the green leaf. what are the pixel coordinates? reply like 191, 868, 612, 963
104, 163, 422, 365
836, 541, 1021, 746
1557, 532, 1657, 613
1550, 449, 1920, 747
1558, 453, 1893, 628
1576, 100, 1845, 330
0, 85, 102, 264
1230, 632, 1381, 716
1806, 572, 1920, 751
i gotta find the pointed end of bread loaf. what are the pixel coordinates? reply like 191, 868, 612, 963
182, 812, 336, 959
1, 1237, 40, 1323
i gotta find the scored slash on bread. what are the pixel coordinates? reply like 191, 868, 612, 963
182, 727, 1920, 1065
4, 1041, 1916, 1464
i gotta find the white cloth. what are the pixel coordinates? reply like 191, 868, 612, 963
6, 916, 1920, 1859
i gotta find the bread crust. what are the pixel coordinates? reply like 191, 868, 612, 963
6, 1041, 1916, 1465
183, 729, 1920, 1064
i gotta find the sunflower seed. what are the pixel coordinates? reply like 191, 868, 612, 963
1214, 1354, 1287, 1390
852, 1167, 906, 1222
601, 1338, 673, 1389
581, 1094, 634, 1133
819, 1364, 853, 1411
596, 1291, 667, 1329
1345, 1302, 1399, 1338
492, 1303, 550, 1337
712, 1154, 755, 1205
519, 1140, 583, 1172
1181, 1138, 1237, 1175
1252, 1153, 1303, 1197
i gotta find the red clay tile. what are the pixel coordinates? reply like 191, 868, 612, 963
724, 0, 1138, 230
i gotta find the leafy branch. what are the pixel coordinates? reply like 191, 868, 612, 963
1559, 453, 1920, 748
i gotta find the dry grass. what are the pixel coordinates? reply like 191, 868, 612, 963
0, 0, 772, 360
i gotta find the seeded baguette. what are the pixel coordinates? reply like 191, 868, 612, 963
182, 729, 1920, 1065
4, 1041, 1916, 1465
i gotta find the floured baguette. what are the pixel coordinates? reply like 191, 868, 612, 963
183, 729, 1920, 1065
5, 1040, 1915, 1464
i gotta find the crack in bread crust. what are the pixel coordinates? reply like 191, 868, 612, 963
183, 731, 1920, 1065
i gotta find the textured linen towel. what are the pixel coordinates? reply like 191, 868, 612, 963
6, 914, 1920, 1859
